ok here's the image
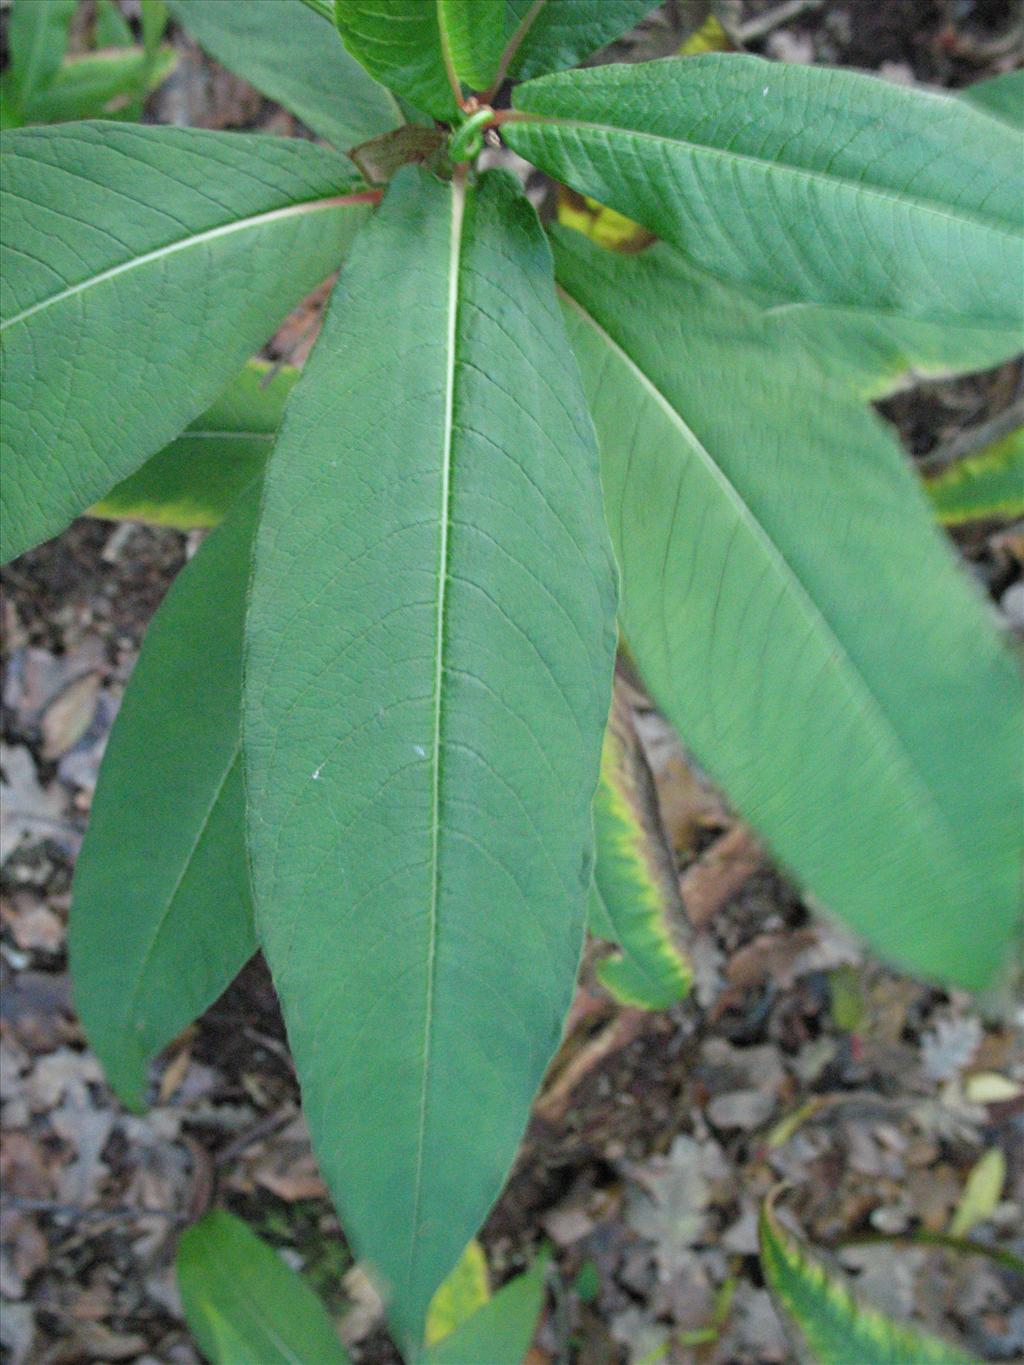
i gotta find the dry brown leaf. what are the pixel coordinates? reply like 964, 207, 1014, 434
40, 672, 101, 759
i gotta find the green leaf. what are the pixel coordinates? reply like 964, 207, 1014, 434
334, 1, 460, 121
6, 0, 76, 111
21, 46, 178, 124
425, 1239, 490, 1348
759, 1192, 975, 1363
507, 1, 660, 82
71, 490, 259, 1110
177, 1210, 351, 1365
166, 0, 402, 151
589, 693, 692, 1010
95, 0, 135, 49
90, 361, 297, 530
0, 123, 372, 562
244, 166, 616, 1350
960, 69, 1024, 129
438, 1, 509, 93
425, 1252, 548, 1365
141, 0, 170, 58
924, 428, 1024, 526
507, 54, 1024, 328
554, 229, 1023, 991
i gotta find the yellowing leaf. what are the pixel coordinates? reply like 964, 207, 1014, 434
425, 1240, 490, 1348
924, 427, 1024, 525
679, 15, 732, 57
949, 1149, 1006, 1238
556, 187, 653, 254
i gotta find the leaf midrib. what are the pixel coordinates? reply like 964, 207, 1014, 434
512, 113, 1023, 240
558, 283, 970, 873
0, 192, 369, 332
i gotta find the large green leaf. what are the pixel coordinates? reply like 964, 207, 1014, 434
244, 167, 616, 1350
759, 1192, 974, 1363
91, 361, 297, 530
21, 46, 178, 124
589, 693, 692, 1010
0, 123, 372, 562
177, 1210, 351, 1365
71, 490, 258, 1110
4, 0, 76, 114
554, 229, 1023, 990
166, 0, 402, 150
507, 1, 660, 82
425, 1253, 548, 1365
506, 55, 1024, 328
334, 2, 460, 121
924, 428, 1024, 526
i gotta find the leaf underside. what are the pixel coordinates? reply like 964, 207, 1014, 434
244, 166, 616, 1348
0, 122, 369, 561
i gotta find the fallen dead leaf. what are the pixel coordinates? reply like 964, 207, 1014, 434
40, 672, 101, 759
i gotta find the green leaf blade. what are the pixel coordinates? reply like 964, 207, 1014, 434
759, 1194, 975, 1364
166, 0, 402, 150
7, 0, 76, 111
0, 123, 371, 562
22, 46, 178, 124
924, 428, 1024, 526
244, 167, 616, 1348
177, 1210, 351, 1365
508, 1, 659, 82
508, 55, 1024, 329
555, 230, 1023, 990
90, 361, 297, 530
71, 491, 259, 1110
425, 1252, 548, 1365
334, 1, 460, 120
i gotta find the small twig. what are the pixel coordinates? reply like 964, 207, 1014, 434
734, 0, 824, 43
214, 1109, 295, 1168
1, 1196, 182, 1223
919, 395, 1024, 475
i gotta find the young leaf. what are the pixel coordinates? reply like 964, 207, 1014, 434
507, 1, 660, 82
90, 362, 297, 531
506, 55, 1024, 329
425, 1239, 490, 1348
425, 1252, 548, 1365
589, 692, 692, 1010
924, 429, 1024, 526
554, 230, 1023, 991
177, 1209, 351, 1365
0, 124, 373, 562
334, 1, 460, 121
21, 47, 177, 124
166, 0, 402, 151
244, 167, 616, 1350
759, 1192, 974, 1363
5, 0, 76, 112
437, 1, 509, 93
71, 490, 259, 1110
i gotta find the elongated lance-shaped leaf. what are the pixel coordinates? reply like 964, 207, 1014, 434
91, 362, 298, 531
425, 1252, 548, 1365
506, 1, 660, 83
4, 0, 76, 114
554, 229, 1023, 990
0, 123, 373, 562
506, 55, 1024, 329
71, 488, 259, 1110
177, 1210, 351, 1365
244, 166, 616, 1350
759, 1191, 975, 1363
166, 0, 402, 151
334, 2, 460, 120
924, 428, 1024, 526
589, 687, 692, 1010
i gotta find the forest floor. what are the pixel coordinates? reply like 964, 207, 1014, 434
1, 2, 1022, 1363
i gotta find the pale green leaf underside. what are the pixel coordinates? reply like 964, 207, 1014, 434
589, 702, 692, 1010
508, 55, 1024, 328
555, 230, 1023, 990
759, 1195, 974, 1363
425, 1253, 548, 1365
244, 167, 616, 1349
71, 490, 259, 1110
0, 122, 370, 562
925, 428, 1024, 526
166, 0, 402, 151
91, 361, 297, 530
177, 1210, 351, 1365
334, 1, 459, 121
